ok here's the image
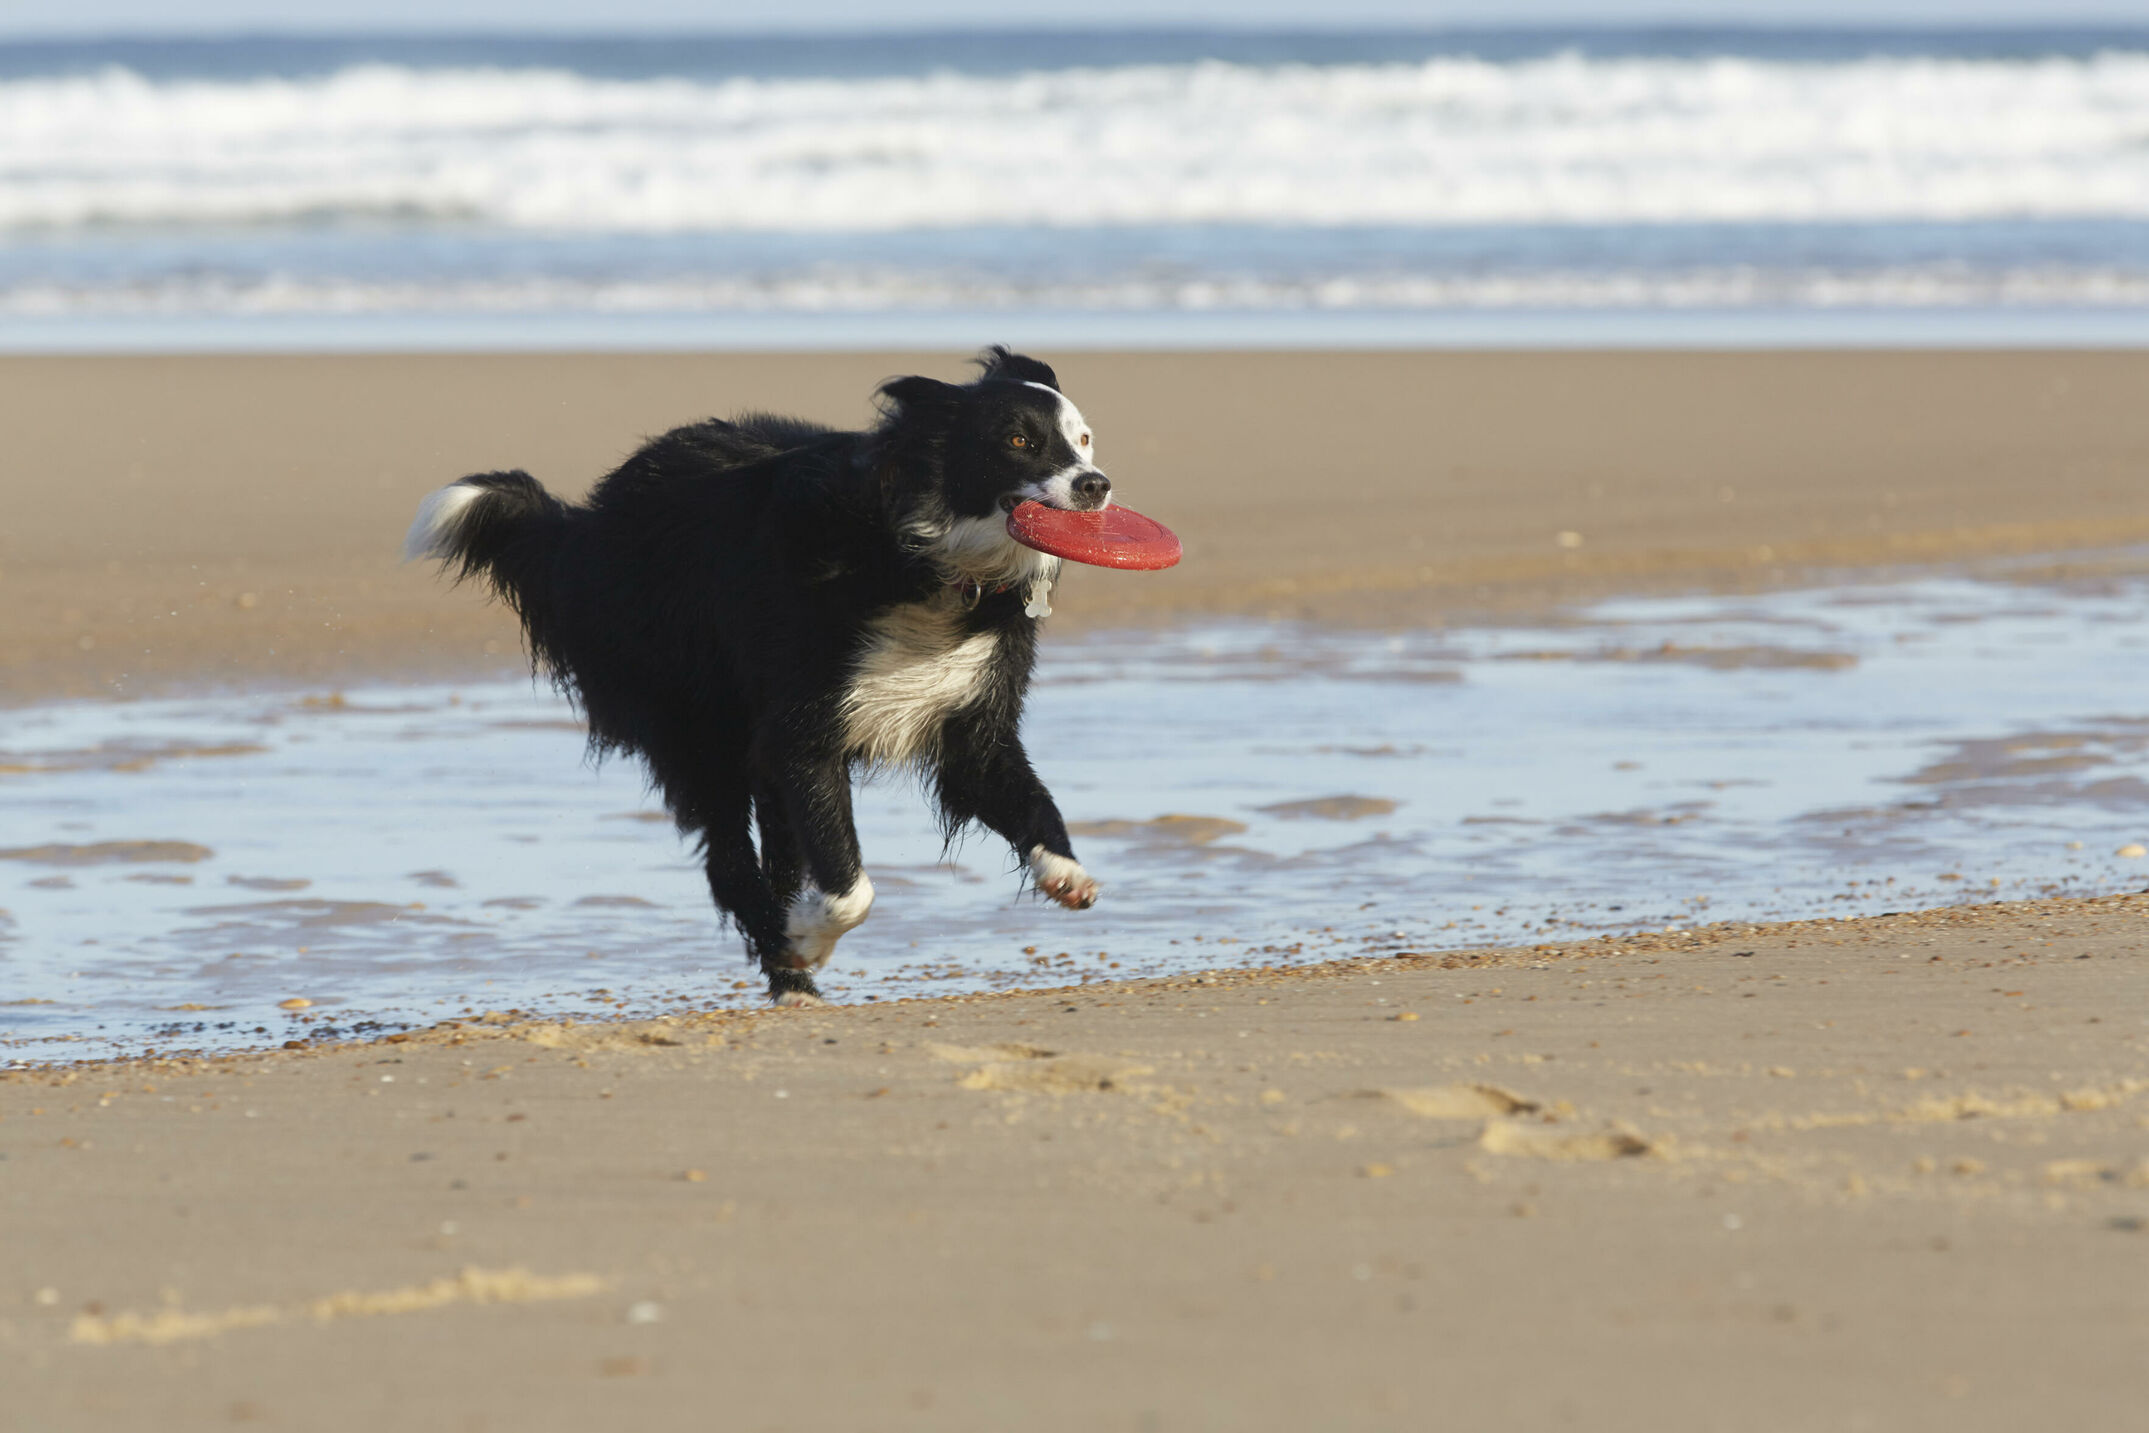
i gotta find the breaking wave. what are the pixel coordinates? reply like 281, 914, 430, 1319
6, 51, 2149, 236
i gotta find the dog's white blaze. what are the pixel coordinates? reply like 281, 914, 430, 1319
842, 598, 1000, 769
783, 875, 875, 969
1021, 381, 1093, 451
1021, 381, 1107, 509
1028, 846, 1094, 895
1020, 471, 1099, 512
401, 481, 485, 562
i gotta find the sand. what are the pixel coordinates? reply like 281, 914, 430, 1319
6, 349, 2149, 701
6, 895, 2148, 1429
5, 350, 2149, 1427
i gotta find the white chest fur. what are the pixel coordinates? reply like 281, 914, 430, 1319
841, 597, 999, 769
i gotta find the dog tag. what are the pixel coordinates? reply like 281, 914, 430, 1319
1024, 579, 1053, 620
1006, 501, 1181, 571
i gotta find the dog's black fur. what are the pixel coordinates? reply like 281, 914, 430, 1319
404, 348, 1109, 1004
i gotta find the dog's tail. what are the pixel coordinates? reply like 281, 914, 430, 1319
403, 471, 570, 637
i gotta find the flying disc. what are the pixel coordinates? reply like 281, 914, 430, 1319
1005, 501, 1182, 571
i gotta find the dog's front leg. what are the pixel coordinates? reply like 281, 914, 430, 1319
761, 748, 875, 1006
933, 723, 1099, 911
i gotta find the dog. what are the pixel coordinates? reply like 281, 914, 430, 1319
403, 347, 1107, 1005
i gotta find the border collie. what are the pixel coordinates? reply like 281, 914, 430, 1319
403, 348, 1108, 1005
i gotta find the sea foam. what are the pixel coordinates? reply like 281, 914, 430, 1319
4, 52, 2149, 235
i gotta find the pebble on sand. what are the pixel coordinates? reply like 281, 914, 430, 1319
2117, 844, 2147, 858
278, 997, 312, 1010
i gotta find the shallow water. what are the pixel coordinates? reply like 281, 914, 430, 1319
5, 565, 2148, 1063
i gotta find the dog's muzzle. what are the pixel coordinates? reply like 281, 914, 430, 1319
1069, 469, 1112, 510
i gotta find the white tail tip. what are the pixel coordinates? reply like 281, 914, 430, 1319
402, 482, 486, 563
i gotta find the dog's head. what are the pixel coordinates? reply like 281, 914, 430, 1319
873, 347, 1109, 586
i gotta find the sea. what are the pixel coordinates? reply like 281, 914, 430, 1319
4, 25, 2149, 349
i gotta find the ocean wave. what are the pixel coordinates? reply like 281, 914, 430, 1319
9, 265, 2148, 317
4, 52, 2149, 235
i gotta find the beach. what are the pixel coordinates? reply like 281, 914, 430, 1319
8, 898, 2149, 1429
5, 349, 2149, 1429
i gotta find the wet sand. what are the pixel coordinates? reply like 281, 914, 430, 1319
6, 349, 2149, 701
7, 894, 2148, 1429
6, 350, 2149, 1426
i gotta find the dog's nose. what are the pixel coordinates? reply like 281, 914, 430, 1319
1073, 470, 1112, 508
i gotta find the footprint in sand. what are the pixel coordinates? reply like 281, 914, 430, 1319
515, 1021, 686, 1052
1477, 1120, 1654, 1161
1344, 1084, 1651, 1159
926, 1042, 1153, 1094
1351, 1084, 1538, 1119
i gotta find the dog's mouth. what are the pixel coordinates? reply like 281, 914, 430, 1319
1001, 488, 1111, 515
1001, 494, 1080, 515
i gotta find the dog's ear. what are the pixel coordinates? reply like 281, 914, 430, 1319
875, 375, 964, 421
975, 345, 1059, 391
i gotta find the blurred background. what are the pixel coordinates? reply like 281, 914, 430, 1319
2, 0, 2147, 349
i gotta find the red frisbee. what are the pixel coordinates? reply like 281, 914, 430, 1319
1006, 501, 1182, 571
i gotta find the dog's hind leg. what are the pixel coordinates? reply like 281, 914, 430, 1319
676, 760, 797, 1000
749, 781, 825, 1005
644, 714, 802, 1001
699, 809, 798, 998
759, 748, 875, 1004
754, 781, 804, 912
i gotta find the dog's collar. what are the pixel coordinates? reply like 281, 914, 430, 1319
951, 577, 1012, 611
950, 574, 1053, 620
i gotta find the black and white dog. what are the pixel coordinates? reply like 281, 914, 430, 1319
404, 348, 1107, 1005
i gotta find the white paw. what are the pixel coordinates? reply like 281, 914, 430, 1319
783, 877, 875, 969
1028, 846, 1099, 910
770, 988, 826, 1008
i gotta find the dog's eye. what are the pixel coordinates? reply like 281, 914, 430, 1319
1079, 433, 1090, 447
1010, 434, 1029, 448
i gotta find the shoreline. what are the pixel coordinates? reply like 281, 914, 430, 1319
9, 887, 2146, 1073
